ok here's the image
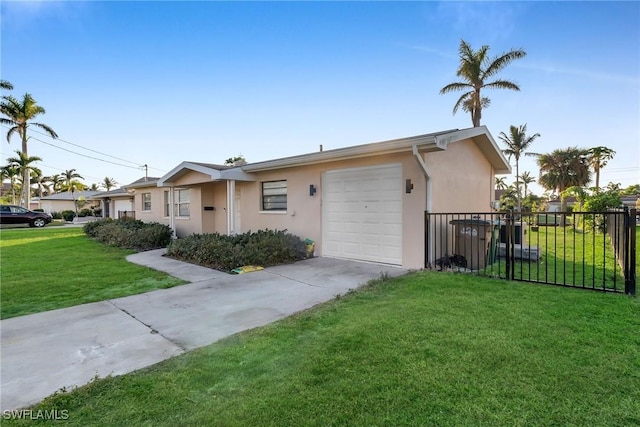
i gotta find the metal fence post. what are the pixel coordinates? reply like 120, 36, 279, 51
626, 208, 636, 296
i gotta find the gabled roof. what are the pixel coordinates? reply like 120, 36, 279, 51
158, 162, 254, 186
39, 191, 101, 201
241, 126, 511, 174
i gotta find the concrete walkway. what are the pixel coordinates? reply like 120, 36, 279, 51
0, 251, 406, 410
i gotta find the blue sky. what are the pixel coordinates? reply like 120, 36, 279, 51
1, 1, 638, 195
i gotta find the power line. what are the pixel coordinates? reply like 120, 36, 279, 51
1, 124, 167, 173
27, 127, 142, 166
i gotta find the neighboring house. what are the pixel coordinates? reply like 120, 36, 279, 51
38, 191, 101, 213
124, 126, 511, 270
90, 185, 142, 218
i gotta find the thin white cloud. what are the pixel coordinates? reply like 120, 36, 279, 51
517, 62, 640, 85
395, 43, 457, 61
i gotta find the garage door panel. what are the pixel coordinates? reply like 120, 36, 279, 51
322, 164, 402, 265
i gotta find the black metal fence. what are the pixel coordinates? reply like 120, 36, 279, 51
117, 210, 135, 219
424, 209, 636, 295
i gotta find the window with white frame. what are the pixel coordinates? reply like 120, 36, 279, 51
163, 190, 170, 217
142, 193, 151, 211
262, 180, 287, 211
175, 189, 190, 217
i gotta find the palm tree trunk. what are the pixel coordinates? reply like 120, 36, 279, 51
21, 131, 30, 208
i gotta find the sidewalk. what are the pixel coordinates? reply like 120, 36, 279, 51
1, 252, 406, 410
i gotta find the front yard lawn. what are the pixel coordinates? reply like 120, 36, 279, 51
0, 227, 185, 319
7, 272, 639, 426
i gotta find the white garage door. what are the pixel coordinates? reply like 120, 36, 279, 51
114, 199, 132, 215
322, 163, 403, 265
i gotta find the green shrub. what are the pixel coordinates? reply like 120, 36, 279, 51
83, 218, 172, 251
166, 229, 307, 272
61, 210, 76, 222
50, 211, 63, 220
78, 208, 93, 217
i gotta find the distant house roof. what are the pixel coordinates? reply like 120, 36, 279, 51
90, 187, 132, 199
123, 177, 161, 189
39, 191, 101, 201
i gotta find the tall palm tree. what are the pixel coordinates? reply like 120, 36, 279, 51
63, 169, 84, 188
1, 164, 20, 204
518, 171, 536, 198
101, 177, 118, 191
0, 80, 13, 90
5, 151, 43, 205
537, 147, 591, 213
439, 39, 527, 127
1, 93, 58, 207
499, 124, 540, 211
586, 146, 616, 190
495, 176, 507, 190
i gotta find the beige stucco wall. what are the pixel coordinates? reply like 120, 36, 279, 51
40, 199, 101, 214
425, 139, 494, 213
131, 179, 228, 237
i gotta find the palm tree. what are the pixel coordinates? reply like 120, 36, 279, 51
499, 124, 540, 211
537, 147, 591, 214
63, 169, 84, 188
439, 39, 527, 127
5, 151, 43, 205
495, 176, 507, 190
518, 171, 536, 198
0, 80, 13, 90
101, 177, 118, 191
61, 179, 88, 215
89, 183, 100, 191
1, 164, 20, 204
1, 93, 58, 207
48, 174, 64, 193
586, 146, 616, 190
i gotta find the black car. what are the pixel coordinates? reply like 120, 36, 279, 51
0, 205, 53, 227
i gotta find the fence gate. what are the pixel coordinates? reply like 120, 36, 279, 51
424, 209, 636, 295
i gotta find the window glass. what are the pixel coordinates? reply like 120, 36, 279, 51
262, 181, 287, 211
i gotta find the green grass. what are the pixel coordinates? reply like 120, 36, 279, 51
0, 227, 185, 319
5, 273, 639, 426
483, 226, 633, 291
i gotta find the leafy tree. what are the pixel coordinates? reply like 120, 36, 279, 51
621, 184, 640, 195
587, 146, 616, 190
101, 177, 118, 191
538, 147, 592, 222
0, 164, 20, 204
224, 155, 247, 166
5, 151, 43, 205
499, 124, 540, 211
1, 93, 58, 207
439, 39, 526, 127
537, 147, 591, 197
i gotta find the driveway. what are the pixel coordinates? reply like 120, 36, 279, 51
0, 251, 406, 410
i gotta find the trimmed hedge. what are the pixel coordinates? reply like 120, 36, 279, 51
83, 218, 173, 251
166, 229, 307, 272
